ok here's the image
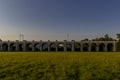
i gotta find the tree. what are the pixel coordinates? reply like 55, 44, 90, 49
103, 34, 114, 41
92, 34, 114, 41
116, 34, 120, 41
81, 38, 89, 41
104, 34, 109, 39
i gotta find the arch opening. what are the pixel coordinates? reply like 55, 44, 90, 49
83, 43, 89, 51
10, 43, 16, 51
34, 43, 40, 51
2, 43, 8, 51
42, 43, 48, 51
18, 43, 23, 51
50, 43, 56, 51
91, 43, 97, 52
66, 43, 72, 51
107, 43, 113, 52
99, 43, 105, 52
26, 43, 32, 51
75, 43, 81, 51
57, 43, 64, 51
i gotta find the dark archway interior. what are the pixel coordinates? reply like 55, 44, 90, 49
91, 43, 97, 51
34, 43, 40, 51
99, 43, 105, 52
26, 43, 32, 51
75, 43, 81, 51
107, 43, 113, 51
19, 44, 23, 51
50, 43, 56, 51
10, 43, 16, 51
42, 43, 48, 51
83, 43, 89, 51
57, 43, 64, 51
2, 43, 8, 51
67, 43, 72, 51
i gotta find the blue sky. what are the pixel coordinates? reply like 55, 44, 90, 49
0, 0, 120, 41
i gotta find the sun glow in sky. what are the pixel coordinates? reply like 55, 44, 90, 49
0, 0, 120, 41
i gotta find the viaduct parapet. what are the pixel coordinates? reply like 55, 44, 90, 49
0, 40, 116, 52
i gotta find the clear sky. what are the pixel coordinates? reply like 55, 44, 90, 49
0, 0, 120, 41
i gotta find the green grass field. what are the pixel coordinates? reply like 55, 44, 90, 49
0, 52, 120, 80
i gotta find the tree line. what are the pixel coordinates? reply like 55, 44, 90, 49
81, 34, 120, 51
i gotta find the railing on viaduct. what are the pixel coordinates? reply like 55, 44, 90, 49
0, 40, 116, 52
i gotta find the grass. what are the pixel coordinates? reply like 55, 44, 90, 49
0, 52, 120, 80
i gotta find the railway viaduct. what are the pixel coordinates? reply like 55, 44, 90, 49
0, 40, 116, 52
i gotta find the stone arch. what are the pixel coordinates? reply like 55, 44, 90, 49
9, 43, 16, 51
83, 43, 89, 51
42, 42, 48, 51
74, 42, 81, 51
107, 43, 113, 52
50, 42, 56, 51
99, 43, 105, 52
34, 43, 40, 51
57, 42, 64, 51
2, 43, 8, 51
26, 43, 33, 51
18, 43, 24, 51
91, 43, 97, 51
66, 42, 72, 51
